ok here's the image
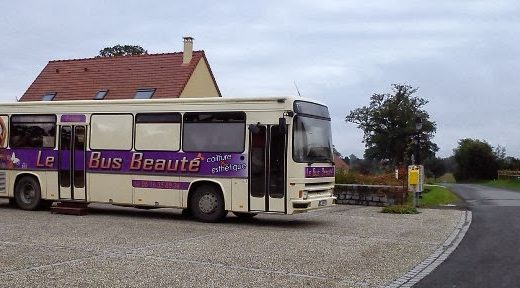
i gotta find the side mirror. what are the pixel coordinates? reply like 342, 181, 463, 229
278, 117, 287, 133
248, 124, 260, 134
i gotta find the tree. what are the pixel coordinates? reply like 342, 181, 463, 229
346, 84, 438, 166
453, 139, 498, 181
441, 156, 457, 174
494, 145, 507, 169
423, 157, 446, 181
98, 45, 147, 57
494, 145, 506, 161
502, 156, 520, 171
492, 145, 520, 171
347, 154, 384, 175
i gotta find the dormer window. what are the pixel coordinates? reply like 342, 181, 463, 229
134, 88, 155, 99
94, 89, 108, 100
42, 92, 56, 101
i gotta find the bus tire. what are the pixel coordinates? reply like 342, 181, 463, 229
190, 184, 226, 222
232, 212, 257, 219
14, 176, 42, 211
8, 198, 17, 208
181, 208, 192, 217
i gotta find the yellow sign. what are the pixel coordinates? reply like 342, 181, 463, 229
408, 168, 419, 185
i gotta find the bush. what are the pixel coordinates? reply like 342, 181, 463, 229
335, 170, 404, 186
381, 205, 419, 214
335, 170, 357, 184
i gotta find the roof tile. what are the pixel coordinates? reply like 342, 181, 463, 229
20, 51, 219, 101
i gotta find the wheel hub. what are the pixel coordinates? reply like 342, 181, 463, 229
198, 193, 217, 214
21, 184, 35, 204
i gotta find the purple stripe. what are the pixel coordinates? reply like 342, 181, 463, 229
0, 149, 58, 170
132, 180, 190, 190
0, 149, 248, 178
86, 151, 248, 178
61, 114, 86, 123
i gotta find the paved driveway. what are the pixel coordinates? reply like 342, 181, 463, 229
0, 200, 462, 287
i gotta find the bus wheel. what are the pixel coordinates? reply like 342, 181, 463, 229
181, 208, 192, 217
232, 212, 257, 219
15, 176, 42, 211
190, 185, 226, 222
8, 198, 17, 208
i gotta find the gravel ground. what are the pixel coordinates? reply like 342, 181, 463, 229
0, 199, 462, 288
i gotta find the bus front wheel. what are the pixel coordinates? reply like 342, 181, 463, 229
15, 176, 42, 211
190, 184, 226, 222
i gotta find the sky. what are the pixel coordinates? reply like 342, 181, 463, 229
1, 0, 519, 158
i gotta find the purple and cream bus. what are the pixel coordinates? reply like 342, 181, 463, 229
0, 97, 335, 221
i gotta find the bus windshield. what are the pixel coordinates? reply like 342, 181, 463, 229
293, 115, 333, 163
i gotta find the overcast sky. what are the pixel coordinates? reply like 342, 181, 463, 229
1, 0, 519, 158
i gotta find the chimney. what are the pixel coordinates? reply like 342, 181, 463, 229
183, 36, 194, 64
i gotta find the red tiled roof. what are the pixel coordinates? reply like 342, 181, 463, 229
334, 153, 350, 171
20, 51, 221, 101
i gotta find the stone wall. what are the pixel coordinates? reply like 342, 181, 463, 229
334, 184, 407, 206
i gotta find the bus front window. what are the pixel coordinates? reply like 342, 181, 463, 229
293, 116, 333, 163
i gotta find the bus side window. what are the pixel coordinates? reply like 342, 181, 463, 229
182, 112, 246, 153
9, 115, 56, 149
135, 113, 181, 151
90, 114, 133, 150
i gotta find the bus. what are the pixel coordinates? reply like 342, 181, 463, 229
0, 97, 335, 222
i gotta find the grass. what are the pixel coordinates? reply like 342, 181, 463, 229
418, 185, 459, 207
482, 179, 520, 191
382, 184, 459, 213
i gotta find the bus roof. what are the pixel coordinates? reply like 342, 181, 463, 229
0, 96, 327, 110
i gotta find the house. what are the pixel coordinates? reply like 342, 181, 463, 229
334, 151, 350, 172
19, 37, 221, 101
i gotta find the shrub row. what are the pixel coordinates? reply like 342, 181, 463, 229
335, 169, 405, 186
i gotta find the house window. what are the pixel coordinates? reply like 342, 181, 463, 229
94, 90, 108, 100
134, 88, 156, 99
42, 92, 56, 101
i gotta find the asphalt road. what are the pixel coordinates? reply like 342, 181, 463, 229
416, 184, 520, 288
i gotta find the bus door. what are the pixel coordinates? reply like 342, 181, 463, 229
59, 126, 87, 200
249, 125, 286, 213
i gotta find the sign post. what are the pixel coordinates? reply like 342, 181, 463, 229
408, 165, 424, 208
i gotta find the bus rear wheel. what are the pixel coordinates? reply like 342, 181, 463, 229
190, 184, 226, 222
15, 176, 42, 211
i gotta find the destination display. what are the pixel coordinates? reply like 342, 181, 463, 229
305, 166, 335, 178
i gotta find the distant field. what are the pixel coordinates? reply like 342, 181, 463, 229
426, 173, 456, 184
483, 179, 520, 191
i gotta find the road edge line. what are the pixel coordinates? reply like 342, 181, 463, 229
383, 210, 472, 288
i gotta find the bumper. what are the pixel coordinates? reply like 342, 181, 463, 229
290, 196, 336, 213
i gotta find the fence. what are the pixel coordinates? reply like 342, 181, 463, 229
497, 170, 520, 180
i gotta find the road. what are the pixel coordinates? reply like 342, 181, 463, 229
416, 184, 520, 288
